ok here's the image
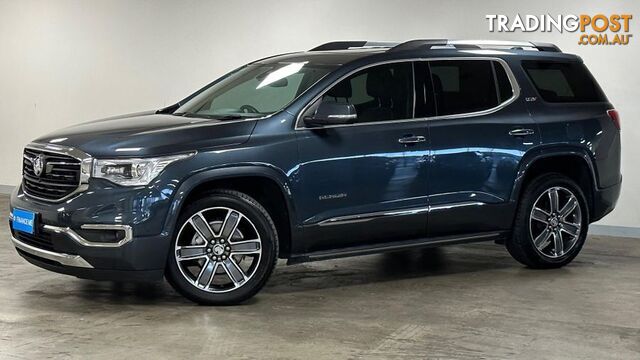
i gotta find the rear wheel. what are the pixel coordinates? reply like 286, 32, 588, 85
507, 173, 589, 268
166, 190, 278, 305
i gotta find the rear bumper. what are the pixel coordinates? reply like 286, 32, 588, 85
591, 179, 622, 222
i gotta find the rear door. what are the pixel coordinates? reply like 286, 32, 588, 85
424, 58, 539, 237
294, 61, 430, 253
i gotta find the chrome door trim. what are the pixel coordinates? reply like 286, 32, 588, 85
428, 201, 485, 211
317, 206, 431, 226
43, 224, 133, 248
294, 57, 521, 130
11, 235, 94, 268
316, 201, 485, 226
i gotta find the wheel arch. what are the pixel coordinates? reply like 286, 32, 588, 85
163, 165, 297, 258
511, 146, 598, 221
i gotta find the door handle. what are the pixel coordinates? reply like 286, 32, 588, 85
508, 128, 535, 137
398, 135, 426, 144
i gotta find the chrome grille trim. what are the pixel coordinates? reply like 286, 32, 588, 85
22, 143, 93, 202
43, 224, 134, 248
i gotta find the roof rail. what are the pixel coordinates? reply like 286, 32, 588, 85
528, 41, 562, 52
310, 41, 398, 51
389, 39, 561, 52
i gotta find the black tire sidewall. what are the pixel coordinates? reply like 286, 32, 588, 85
166, 191, 278, 305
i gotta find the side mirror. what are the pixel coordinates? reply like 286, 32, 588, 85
303, 101, 357, 127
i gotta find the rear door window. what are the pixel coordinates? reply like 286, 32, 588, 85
522, 61, 606, 103
429, 60, 509, 116
494, 61, 514, 103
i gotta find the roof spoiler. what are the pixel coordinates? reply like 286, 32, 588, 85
308, 39, 561, 53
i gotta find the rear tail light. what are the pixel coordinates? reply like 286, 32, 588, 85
607, 109, 620, 130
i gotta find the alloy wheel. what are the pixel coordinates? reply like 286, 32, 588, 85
174, 207, 262, 293
529, 186, 582, 259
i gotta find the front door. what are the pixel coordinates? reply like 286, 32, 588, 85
294, 61, 430, 253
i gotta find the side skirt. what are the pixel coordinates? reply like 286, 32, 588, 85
287, 231, 509, 265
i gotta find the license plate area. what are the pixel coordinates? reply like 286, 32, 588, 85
11, 208, 37, 235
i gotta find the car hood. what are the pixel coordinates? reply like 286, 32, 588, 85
33, 112, 258, 158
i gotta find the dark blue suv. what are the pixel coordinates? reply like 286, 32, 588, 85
9, 40, 621, 304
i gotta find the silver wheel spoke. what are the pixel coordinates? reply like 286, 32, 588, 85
561, 221, 580, 237
530, 186, 582, 259
196, 259, 218, 288
531, 207, 549, 224
548, 188, 560, 213
176, 246, 208, 261
222, 258, 246, 286
230, 239, 261, 255
219, 210, 241, 240
190, 213, 214, 241
534, 227, 553, 249
175, 206, 262, 294
553, 229, 564, 256
559, 196, 578, 219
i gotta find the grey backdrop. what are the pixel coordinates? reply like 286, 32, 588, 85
0, 0, 637, 232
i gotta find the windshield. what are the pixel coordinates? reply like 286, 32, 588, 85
175, 62, 337, 119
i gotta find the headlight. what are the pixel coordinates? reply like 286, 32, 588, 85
92, 152, 195, 186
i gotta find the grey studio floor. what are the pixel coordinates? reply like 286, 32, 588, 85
0, 194, 638, 359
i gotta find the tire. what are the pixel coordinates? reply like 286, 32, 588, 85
166, 190, 278, 305
507, 173, 589, 269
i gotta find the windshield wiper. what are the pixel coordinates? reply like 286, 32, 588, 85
212, 115, 245, 120
176, 113, 248, 121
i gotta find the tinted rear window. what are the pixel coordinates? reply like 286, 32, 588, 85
494, 62, 514, 103
522, 61, 606, 103
430, 60, 497, 115
430, 60, 513, 116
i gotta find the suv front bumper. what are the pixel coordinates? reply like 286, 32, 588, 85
9, 182, 175, 281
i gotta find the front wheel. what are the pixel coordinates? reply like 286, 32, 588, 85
166, 190, 278, 305
507, 174, 589, 269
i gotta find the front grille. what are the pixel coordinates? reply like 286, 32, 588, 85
22, 148, 81, 201
13, 230, 55, 252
